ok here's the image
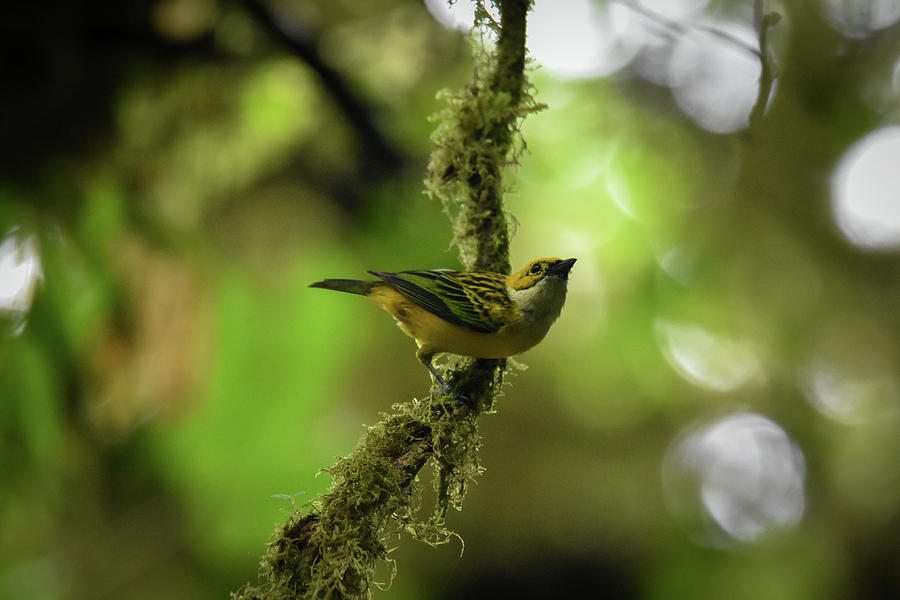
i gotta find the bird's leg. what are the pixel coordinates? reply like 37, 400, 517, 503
417, 347, 450, 393
428, 360, 472, 408
416, 340, 450, 394
417, 348, 470, 405
424, 360, 452, 394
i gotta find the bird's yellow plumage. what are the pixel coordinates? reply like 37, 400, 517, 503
310, 257, 576, 390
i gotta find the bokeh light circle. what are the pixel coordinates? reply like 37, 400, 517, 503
0, 229, 42, 335
654, 320, 764, 392
663, 412, 806, 545
667, 19, 761, 133
831, 126, 900, 250
424, 0, 481, 31
528, 0, 642, 78
822, 0, 900, 38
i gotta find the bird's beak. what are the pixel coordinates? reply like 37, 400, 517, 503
548, 258, 577, 279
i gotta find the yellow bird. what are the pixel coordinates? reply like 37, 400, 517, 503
310, 257, 576, 391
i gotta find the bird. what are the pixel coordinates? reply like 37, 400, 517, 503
309, 257, 576, 392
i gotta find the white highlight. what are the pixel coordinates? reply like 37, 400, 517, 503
831, 126, 900, 250
665, 413, 806, 543
528, 0, 642, 78
801, 360, 899, 424
0, 230, 43, 332
424, 0, 499, 31
822, 0, 900, 38
667, 19, 761, 133
654, 320, 764, 392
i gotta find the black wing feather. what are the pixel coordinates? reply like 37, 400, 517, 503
368, 270, 498, 333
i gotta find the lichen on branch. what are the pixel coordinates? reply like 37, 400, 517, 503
426, 0, 543, 275
233, 2, 538, 599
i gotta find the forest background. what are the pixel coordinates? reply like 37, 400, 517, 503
2, 0, 900, 598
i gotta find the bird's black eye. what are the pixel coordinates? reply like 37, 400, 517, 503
530, 263, 542, 275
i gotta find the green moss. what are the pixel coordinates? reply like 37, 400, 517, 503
424, 2, 543, 275
234, 381, 502, 600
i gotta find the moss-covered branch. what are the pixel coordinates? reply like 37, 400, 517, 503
232, 2, 538, 599
426, 0, 541, 275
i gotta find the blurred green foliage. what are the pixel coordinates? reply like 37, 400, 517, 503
2, 0, 900, 598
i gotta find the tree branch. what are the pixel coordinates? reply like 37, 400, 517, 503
232, 2, 536, 598
240, 0, 405, 173
614, 0, 762, 59
748, 2, 781, 127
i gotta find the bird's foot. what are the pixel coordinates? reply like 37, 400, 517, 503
426, 363, 471, 408
432, 377, 467, 403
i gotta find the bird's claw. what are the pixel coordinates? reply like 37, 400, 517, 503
431, 379, 472, 408
426, 362, 472, 408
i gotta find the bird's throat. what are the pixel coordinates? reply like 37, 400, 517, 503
509, 280, 568, 335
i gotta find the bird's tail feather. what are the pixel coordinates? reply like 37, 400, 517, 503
309, 278, 377, 295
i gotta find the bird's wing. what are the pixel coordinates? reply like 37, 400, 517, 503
368, 269, 511, 333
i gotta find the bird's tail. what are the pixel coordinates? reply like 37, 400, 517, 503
309, 278, 378, 296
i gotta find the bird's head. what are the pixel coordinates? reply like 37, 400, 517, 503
506, 257, 577, 328
507, 257, 577, 290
